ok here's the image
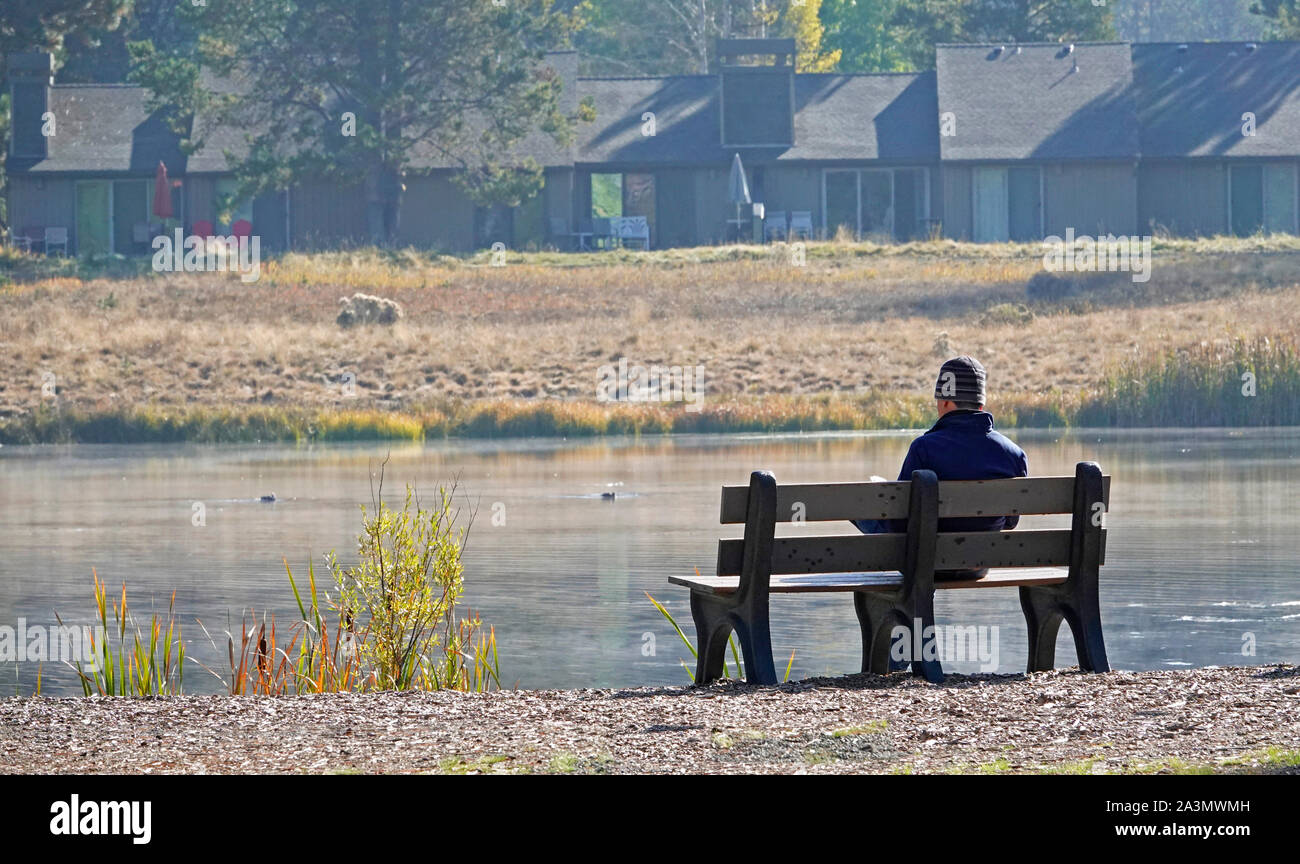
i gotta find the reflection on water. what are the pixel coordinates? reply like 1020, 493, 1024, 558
2, 428, 1298, 694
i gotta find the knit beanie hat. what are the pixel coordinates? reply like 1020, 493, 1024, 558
935, 356, 987, 404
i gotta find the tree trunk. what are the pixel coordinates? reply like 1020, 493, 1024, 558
382, 164, 403, 243
364, 165, 386, 246
364, 162, 404, 247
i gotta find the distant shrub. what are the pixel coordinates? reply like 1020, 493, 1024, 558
1026, 270, 1075, 302
980, 302, 1034, 326
1078, 336, 1300, 426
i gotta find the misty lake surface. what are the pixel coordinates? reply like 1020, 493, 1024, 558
2, 428, 1299, 695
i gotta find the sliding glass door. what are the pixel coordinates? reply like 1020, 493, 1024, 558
822, 168, 927, 241
824, 170, 858, 240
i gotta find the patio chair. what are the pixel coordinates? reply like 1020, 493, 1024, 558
192, 220, 215, 238
231, 219, 253, 239
615, 216, 651, 250
764, 211, 788, 242
44, 227, 69, 256
19, 227, 44, 253
790, 211, 814, 241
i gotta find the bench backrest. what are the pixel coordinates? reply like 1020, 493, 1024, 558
716, 464, 1108, 594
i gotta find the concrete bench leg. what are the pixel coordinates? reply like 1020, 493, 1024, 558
1019, 461, 1110, 673
689, 591, 733, 685
731, 603, 777, 685
690, 470, 779, 686
854, 592, 929, 675
852, 469, 943, 683
1020, 582, 1109, 673
689, 590, 778, 685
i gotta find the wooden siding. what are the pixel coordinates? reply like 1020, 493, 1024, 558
8, 176, 75, 244
396, 174, 474, 250
289, 179, 368, 249
1043, 162, 1138, 237
185, 176, 217, 229
1138, 161, 1229, 237
693, 167, 732, 246
762, 164, 820, 233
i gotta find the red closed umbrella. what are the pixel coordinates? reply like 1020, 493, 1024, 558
152, 161, 175, 219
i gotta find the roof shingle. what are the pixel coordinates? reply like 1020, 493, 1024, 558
936, 43, 1139, 161
1132, 41, 1300, 158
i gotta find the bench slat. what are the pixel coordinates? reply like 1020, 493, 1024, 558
717, 529, 1103, 576
719, 476, 1110, 523
670, 566, 1069, 595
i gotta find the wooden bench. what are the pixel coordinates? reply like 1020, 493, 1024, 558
668, 462, 1110, 685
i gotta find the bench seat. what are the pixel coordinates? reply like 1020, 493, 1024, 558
670, 566, 1068, 595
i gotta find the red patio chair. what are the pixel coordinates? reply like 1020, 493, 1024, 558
231, 219, 252, 239
192, 220, 215, 238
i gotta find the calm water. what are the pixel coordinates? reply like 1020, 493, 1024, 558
2, 428, 1298, 695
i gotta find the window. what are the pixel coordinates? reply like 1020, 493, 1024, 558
214, 178, 254, 229
821, 168, 930, 241
112, 180, 148, 254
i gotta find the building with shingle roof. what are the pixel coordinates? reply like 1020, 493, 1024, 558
7, 38, 1300, 254
1133, 41, 1300, 236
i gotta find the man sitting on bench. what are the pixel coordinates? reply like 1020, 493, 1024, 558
854, 355, 1028, 579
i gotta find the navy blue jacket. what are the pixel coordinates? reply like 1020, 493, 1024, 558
855, 410, 1028, 535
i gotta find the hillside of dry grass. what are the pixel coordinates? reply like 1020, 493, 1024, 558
2, 238, 1299, 439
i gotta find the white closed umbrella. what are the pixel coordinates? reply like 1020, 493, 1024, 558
728, 153, 751, 242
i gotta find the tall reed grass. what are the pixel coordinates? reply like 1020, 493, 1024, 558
62, 568, 186, 696
3, 337, 1296, 445
1078, 336, 1300, 427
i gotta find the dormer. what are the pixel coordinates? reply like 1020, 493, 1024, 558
716, 38, 795, 149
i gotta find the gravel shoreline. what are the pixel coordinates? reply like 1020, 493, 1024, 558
2, 666, 1298, 774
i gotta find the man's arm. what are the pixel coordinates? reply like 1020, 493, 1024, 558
852, 441, 923, 535
1003, 449, 1029, 530
886, 439, 925, 533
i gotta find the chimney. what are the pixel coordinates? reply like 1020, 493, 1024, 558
8, 52, 55, 160
716, 38, 796, 149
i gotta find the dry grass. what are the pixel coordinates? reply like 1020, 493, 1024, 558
3, 239, 1300, 439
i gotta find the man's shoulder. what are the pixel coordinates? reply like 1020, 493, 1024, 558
989, 428, 1024, 451
988, 430, 1029, 469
